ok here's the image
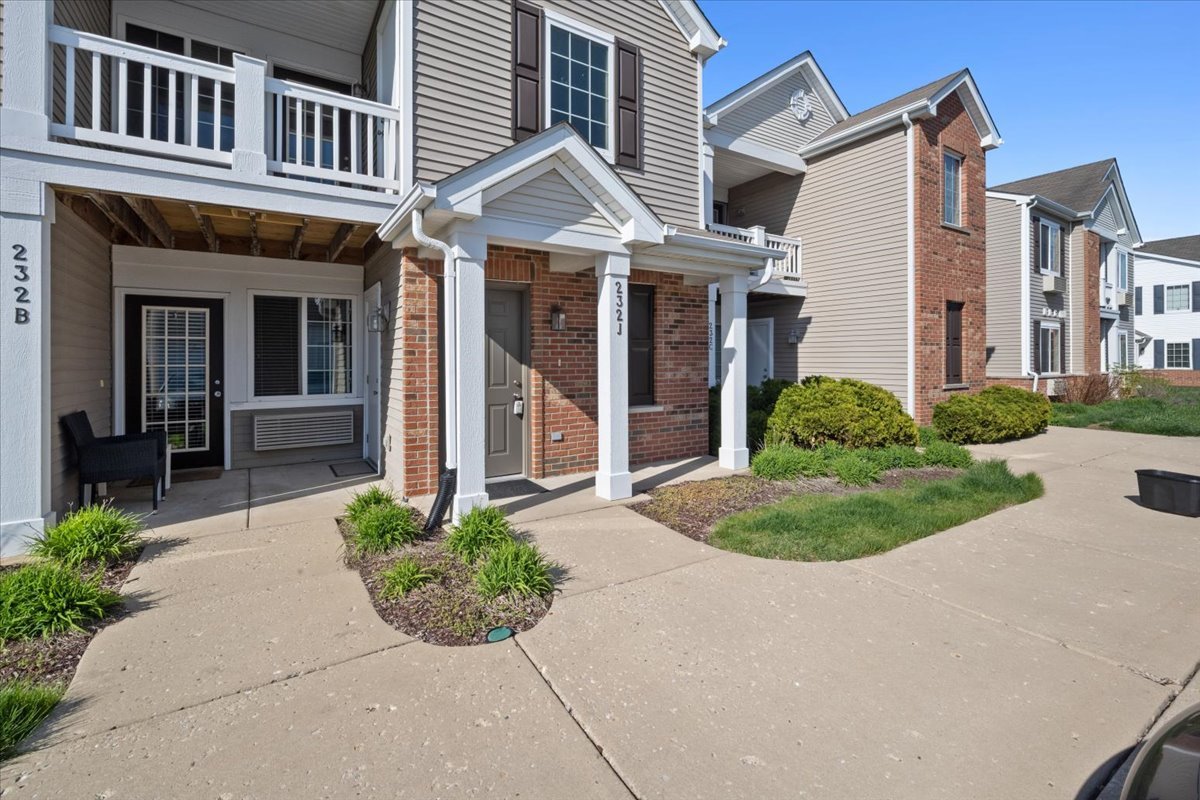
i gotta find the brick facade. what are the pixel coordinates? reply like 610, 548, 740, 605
1138, 370, 1200, 388
911, 90, 988, 423
396, 246, 709, 496
1080, 229, 1102, 373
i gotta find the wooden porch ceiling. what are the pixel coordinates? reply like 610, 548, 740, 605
55, 189, 379, 264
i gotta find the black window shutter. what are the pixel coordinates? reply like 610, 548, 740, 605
1135, 286, 1143, 315
1192, 281, 1200, 313
1031, 217, 1040, 271
1059, 323, 1066, 374
614, 40, 642, 169
254, 296, 301, 396
1193, 339, 1200, 371
945, 302, 963, 384
629, 284, 654, 405
1153, 339, 1165, 369
1032, 321, 1041, 373
1153, 284, 1164, 314
1058, 225, 1066, 273
512, 1, 542, 142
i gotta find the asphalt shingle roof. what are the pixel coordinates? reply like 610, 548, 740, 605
809, 71, 962, 144
1137, 235, 1200, 263
988, 159, 1117, 215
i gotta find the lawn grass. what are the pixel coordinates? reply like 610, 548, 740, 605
0, 680, 64, 760
710, 460, 1043, 562
1051, 387, 1200, 437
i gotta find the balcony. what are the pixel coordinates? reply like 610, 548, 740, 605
46, 26, 401, 193
705, 223, 802, 280
1099, 280, 1129, 315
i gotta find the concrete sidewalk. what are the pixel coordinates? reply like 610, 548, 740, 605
4, 429, 1198, 799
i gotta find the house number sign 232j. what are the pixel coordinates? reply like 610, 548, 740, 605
11, 244, 32, 324
614, 279, 624, 336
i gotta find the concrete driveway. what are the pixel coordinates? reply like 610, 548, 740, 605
4, 429, 1198, 799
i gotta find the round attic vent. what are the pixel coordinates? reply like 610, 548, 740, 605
790, 88, 813, 123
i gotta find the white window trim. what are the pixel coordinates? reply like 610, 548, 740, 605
1116, 331, 1129, 369
1038, 220, 1063, 276
1116, 249, 1129, 290
1164, 283, 1191, 314
247, 289, 361, 402
1039, 320, 1062, 375
543, 8, 616, 163
1165, 341, 1192, 370
942, 151, 962, 226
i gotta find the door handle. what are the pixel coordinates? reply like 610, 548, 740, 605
213, 391, 222, 398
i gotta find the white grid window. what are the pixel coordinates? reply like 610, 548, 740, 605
548, 22, 610, 150
1039, 324, 1061, 374
943, 152, 962, 226
1039, 221, 1062, 275
1165, 284, 1191, 313
1117, 332, 1129, 368
1166, 342, 1191, 369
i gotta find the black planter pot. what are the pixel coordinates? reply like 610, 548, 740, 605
1135, 469, 1200, 517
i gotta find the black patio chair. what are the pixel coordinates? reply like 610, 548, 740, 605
61, 411, 167, 511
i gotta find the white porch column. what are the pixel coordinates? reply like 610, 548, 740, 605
701, 143, 715, 227
231, 54, 268, 175
718, 272, 749, 470
596, 251, 632, 500
449, 230, 489, 517
1, 179, 54, 557
0, 0, 51, 140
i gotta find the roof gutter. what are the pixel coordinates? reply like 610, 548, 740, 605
799, 100, 931, 160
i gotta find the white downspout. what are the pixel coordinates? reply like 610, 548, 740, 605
1020, 199, 1033, 382
410, 210, 457, 470
902, 112, 916, 417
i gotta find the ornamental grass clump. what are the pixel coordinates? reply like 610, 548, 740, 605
922, 439, 974, 469
29, 503, 144, 567
446, 505, 515, 564
344, 485, 399, 527
0, 680, 65, 760
379, 557, 437, 599
475, 539, 555, 600
829, 452, 881, 487
0, 563, 121, 641
350, 504, 420, 556
750, 444, 831, 480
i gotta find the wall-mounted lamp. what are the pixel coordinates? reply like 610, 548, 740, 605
549, 305, 566, 331
787, 328, 799, 345
367, 303, 391, 333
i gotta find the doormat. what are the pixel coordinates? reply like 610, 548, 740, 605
129, 467, 223, 487
486, 478, 547, 499
330, 461, 376, 478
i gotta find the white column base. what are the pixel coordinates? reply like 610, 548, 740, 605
595, 471, 632, 501
718, 447, 750, 470
451, 491, 489, 521
1, 516, 49, 559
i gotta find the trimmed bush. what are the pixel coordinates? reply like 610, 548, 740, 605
475, 539, 555, 599
767, 376, 918, 449
932, 385, 1050, 444
830, 453, 880, 487
751, 444, 831, 480
344, 485, 399, 527
29, 503, 143, 566
0, 563, 121, 641
0, 680, 65, 760
922, 439, 974, 469
446, 505, 514, 564
350, 504, 420, 556
710, 378, 796, 456
379, 557, 437, 599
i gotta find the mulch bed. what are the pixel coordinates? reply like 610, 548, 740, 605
632, 467, 960, 542
0, 552, 140, 687
338, 516, 551, 647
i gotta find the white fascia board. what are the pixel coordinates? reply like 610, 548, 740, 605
1131, 250, 1200, 269
376, 182, 435, 243
928, 71, 1003, 150
985, 190, 1034, 203
659, 0, 724, 57
799, 100, 929, 159
1, 142, 396, 223
704, 52, 848, 125
1028, 194, 1087, 222
455, 216, 630, 255
706, 129, 806, 174
1093, 165, 1143, 245
750, 279, 807, 297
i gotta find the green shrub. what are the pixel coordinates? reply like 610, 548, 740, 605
918, 426, 941, 447
344, 485, 399, 527
710, 379, 796, 456
932, 386, 1050, 444
379, 557, 437, 599
0, 680, 64, 760
751, 444, 831, 480
350, 504, 420, 556
747, 409, 770, 452
475, 539, 555, 599
29, 503, 143, 566
767, 376, 918, 449
922, 439, 974, 469
446, 506, 514, 564
863, 445, 926, 471
830, 452, 881, 487
0, 563, 121, 641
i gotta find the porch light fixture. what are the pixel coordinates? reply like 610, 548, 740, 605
549, 305, 566, 331
367, 303, 390, 333
788, 328, 799, 345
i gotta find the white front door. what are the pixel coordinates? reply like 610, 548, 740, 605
747, 318, 773, 386
363, 283, 382, 471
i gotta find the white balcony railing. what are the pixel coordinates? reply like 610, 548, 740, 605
706, 223, 803, 279
47, 25, 402, 192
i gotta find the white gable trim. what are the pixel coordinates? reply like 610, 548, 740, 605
1090, 162, 1143, 245
480, 158, 627, 235
928, 71, 1002, 150
705, 51, 849, 126
658, 0, 725, 57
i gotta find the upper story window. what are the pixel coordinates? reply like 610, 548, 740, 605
548, 19, 611, 153
943, 151, 962, 226
1165, 284, 1191, 313
1117, 250, 1129, 290
1037, 219, 1063, 275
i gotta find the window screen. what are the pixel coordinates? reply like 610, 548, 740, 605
253, 295, 301, 396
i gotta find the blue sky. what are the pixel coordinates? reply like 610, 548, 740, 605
700, 0, 1200, 242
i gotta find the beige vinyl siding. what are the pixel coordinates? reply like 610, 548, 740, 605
363, 245, 403, 482
747, 297, 804, 383
51, 200, 114, 516
413, 0, 700, 227
717, 70, 837, 151
484, 169, 613, 235
1092, 191, 1136, 247
1032, 211, 1071, 373
985, 196, 1024, 377
1066, 222, 1085, 373
729, 128, 910, 404
1, 0, 6, 104
230, 406, 363, 469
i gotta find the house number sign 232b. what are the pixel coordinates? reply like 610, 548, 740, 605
11, 244, 31, 324
614, 279, 624, 336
